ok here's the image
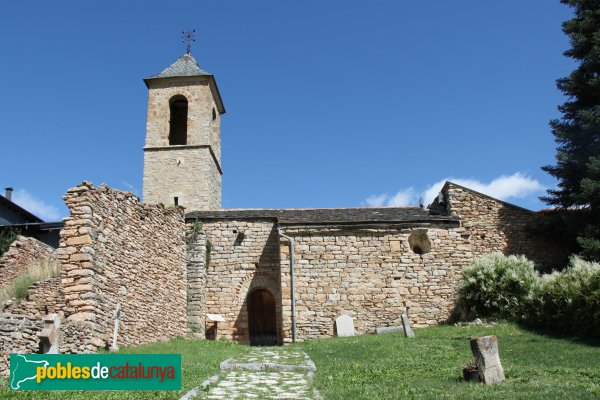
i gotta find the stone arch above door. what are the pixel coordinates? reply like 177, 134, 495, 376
237, 274, 281, 304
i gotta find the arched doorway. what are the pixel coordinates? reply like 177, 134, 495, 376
247, 288, 277, 346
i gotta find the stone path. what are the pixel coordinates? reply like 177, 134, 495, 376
182, 347, 319, 400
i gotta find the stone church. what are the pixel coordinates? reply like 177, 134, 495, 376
140, 52, 566, 345
0, 51, 568, 366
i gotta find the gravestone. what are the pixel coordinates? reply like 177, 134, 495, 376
376, 326, 403, 334
335, 315, 355, 337
470, 335, 505, 384
109, 303, 121, 353
38, 314, 60, 354
401, 313, 415, 338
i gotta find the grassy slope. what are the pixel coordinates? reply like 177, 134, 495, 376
0, 337, 249, 400
299, 324, 600, 400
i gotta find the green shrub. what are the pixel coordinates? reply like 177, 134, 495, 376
0, 228, 20, 256
458, 254, 600, 337
527, 257, 600, 336
206, 239, 212, 267
12, 275, 37, 299
457, 253, 537, 321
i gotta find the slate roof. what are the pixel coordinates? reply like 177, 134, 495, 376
186, 207, 459, 225
145, 54, 212, 80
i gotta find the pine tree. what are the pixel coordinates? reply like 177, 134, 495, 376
542, 0, 600, 260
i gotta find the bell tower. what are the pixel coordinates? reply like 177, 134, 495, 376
142, 52, 225, 211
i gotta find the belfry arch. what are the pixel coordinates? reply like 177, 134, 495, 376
168, 95, 188, 145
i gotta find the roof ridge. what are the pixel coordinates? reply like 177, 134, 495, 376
208, 206, 423, 211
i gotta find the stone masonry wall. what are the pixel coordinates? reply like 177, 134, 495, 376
2, 277, 64, 319
0, 236, 58, 287
145, 78, 219, 149
143, 147, 221, 211
58, 182, 187, 348
0, 237, 63, 375
143, 77, 222, 211
279, 225, 471, 341
0, 315, 42, 375
0, 274, 66, 376
0, 183, 188, 374
444, 183, 570, 268
200, 220, 282, 344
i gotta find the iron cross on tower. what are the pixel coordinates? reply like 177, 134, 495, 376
182, 29, 197, 54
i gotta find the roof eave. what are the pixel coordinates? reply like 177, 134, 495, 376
142, 75, 225, 114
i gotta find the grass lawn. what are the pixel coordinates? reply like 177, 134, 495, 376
0, 337, 250, 399
300, 323, 600, 400
1, 324, 598, 399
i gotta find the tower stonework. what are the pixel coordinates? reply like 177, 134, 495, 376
142, 53, 225, 211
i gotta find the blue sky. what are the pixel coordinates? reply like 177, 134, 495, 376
0, 1, 574, 221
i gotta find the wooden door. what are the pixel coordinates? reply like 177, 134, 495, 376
247, 288, 277, 346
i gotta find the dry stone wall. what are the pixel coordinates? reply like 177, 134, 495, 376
0, 277, 65, 376
0, 237, 62, 375
199, 220, 282, 343
0, 315, 41, 375
0, 236, 58, 287
444, 183, 569, 268
279, 225, 470, 341
58, 182, 187, 348
2, 277, 64, 318
0, 182, 188, 371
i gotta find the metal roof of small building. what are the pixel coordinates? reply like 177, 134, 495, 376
145, 53, 212, 80
0, 194, 43, 224
186, 207, 459, 226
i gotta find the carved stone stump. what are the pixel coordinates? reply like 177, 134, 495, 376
470, 335, 505, 384
38, 314, 61, 354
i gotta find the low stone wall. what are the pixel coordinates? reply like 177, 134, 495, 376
0, 314, 42, 375
0, 274, 67, 376
60, 321, 99, 354
0, 236, 58, 288
279, 225, 470, 341
2, 277, 64, 318
58, 182, 187, 348
443, 183, 570, 268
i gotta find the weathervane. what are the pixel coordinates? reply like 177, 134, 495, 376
182, 29, 197, 54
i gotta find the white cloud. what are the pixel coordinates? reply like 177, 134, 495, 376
387, 187, 417, 206
365, 187, 419, 207
365, 193, 388, 207
421, 173, 545, 206
365, 172, 545, 208
11, 189, 60, 221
